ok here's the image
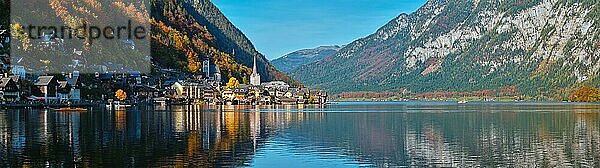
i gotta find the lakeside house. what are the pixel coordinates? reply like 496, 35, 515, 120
171, 81, 205, 103
203, 87, 220, 105
57, 81, 72, 101
35, 76, 59, 102
0, 77, 20, 103
63, 73, 81, 101
262, 81, 289, 91
221, 89, 235, 104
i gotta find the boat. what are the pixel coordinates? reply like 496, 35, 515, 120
458, 100, 468, 104
52, 107, 88, 112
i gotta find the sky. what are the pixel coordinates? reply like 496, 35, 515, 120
211, 0, 428, 60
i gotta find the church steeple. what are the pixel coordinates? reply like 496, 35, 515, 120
253, 54, 257, 73
250, 55, 261, 86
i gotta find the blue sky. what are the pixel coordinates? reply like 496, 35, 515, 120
212, 0, 428, 60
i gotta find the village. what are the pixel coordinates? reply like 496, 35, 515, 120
0, 57, 328, 108
0, 63, 328, 108
0, 31, 327, 108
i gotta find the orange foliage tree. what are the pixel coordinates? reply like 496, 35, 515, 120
226, 77, 239, 89
115, 89, 127, 101
570, 86, 600, 102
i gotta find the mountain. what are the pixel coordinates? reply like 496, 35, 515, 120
178, 0, 298, 85
271, 45, 342, 73
292, 0, 600, 99
152, 0, 297, 85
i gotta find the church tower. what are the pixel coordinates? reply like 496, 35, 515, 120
250, 55, 261, 86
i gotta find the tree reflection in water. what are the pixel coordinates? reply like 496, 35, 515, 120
0, 103, 598, 167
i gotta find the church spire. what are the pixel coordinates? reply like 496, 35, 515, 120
250, 55, 261, 86
253, 54, 257, 73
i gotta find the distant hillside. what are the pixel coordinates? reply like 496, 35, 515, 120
292, 0, 600, 100
271, 45, 342, 73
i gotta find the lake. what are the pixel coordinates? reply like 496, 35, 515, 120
1, 102, 599, 167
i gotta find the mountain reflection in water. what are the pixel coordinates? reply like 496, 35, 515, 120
0, 102, 599, 167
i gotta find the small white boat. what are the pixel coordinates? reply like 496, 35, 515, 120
458, 100, 468, 104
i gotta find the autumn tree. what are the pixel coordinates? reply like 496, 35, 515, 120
226, 77, 239, 89
115, 89, 127, 101
570, 86, 600, 102
11, 23, 31, 50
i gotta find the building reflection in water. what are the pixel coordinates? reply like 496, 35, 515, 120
0, 104, 599, 167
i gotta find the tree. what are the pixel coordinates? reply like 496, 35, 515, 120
226, 77, 239, 89
115, 89, 127, 101
11, 23, 31, 50
570, 86, 600, 102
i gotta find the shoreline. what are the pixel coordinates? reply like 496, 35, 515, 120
3, 100, 599, 110
330, 100, 600, 104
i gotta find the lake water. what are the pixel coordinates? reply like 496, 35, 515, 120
1, 102, 599, 167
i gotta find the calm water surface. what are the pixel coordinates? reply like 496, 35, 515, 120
1, 102, 600, 167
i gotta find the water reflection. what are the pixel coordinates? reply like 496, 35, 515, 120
0, 103, 599, 167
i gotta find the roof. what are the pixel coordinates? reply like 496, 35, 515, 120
237, 84, 249, 89
163, 80, 178, 86
73, 48, 83, 56
99, 73, 113, 79
281, 98, 297, 102
11, 56, 23, 64
35, 76, 54, 86
122, 39, 135, 45
0, 78, 11, 87
9, 76, 19, 83
298, 88, 310, 94
57, 81, 71, 93
66, 76, 78, 85
58, 81, 69, 88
